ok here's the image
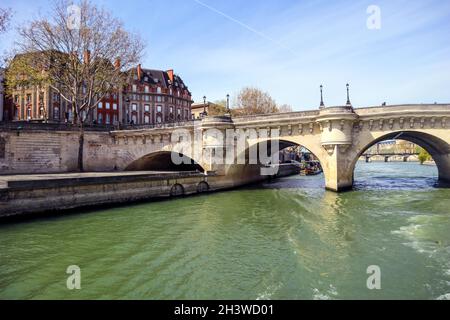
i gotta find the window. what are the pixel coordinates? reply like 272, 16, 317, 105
157, 87, 162, 94
132, 115, 137, 123
132, 84, 137, 92
144, 86, 149, 93
98, 113, 103, 124
132, 103, 137, 111
26, 94, 31, 104
113, 114, 118, 124
157, 105, 162, 113
157, 115, 162, 123
144, 105, 150, 112
169, 106, 173, 113
144, 115, 150, 124
106, 114, 110, 124
53, 93, 59, 102
113, 103, 117, 110
53, 107, 60, 120
106, 102, 110, 110
157, 96, 162, 102
98, 102, 103, 109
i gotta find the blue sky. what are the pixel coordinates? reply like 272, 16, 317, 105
1, 0, 450, 110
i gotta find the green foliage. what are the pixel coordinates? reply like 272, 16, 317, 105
418, 147, 432, 164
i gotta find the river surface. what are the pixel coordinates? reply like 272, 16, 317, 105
0, 162, 449, 300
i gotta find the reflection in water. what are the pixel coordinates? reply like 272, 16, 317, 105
0, 162, 449, 300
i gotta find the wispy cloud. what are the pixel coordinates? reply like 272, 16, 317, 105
192, 0, 296, 55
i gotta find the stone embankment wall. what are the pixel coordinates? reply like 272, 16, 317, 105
0, 172, 216, 218
0, 127, 111, 174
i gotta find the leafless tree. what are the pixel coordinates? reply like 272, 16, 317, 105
0, 7, 12, 34
235, 87, 278, 115
278, 104, 293, 113
6, 0, 145, 171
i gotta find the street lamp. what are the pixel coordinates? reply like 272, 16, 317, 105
226, 94, 230, 114
203, 95, 207, 117
346, 83, 351, 106
319, 85, 324, 108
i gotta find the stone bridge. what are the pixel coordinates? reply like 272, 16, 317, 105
84, 103, 450, 191
1, 104, 449, 192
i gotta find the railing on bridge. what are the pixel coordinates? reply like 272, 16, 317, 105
120, 120, 196, 131
0, 119, 197, 132
0, 121, 115, 132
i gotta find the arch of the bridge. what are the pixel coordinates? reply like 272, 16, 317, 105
225, 137, 327, 181
124, 151, 205, 172
350, 130, 450, 184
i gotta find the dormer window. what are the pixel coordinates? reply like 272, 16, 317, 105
157, 87, 162, 94
132, 84, 137, 92
144, 86, 149, 93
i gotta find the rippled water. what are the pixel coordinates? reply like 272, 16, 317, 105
0, 162, 449, 300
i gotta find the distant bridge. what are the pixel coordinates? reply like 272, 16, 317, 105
361, 152, 420, 162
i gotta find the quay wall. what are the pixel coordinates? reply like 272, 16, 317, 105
0, 127, 116, 174
0, 172, 229, 218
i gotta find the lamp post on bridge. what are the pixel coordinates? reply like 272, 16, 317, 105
319, 85, 325, 109
202, 95, 207, 118
346, 83, 352, 106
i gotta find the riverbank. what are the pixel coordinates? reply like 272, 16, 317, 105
0, 164, 300, 219
0, 171, 215, 219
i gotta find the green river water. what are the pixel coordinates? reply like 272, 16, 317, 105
0, 162, 449, 300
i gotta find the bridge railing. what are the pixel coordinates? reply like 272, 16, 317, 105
0, 121, 115, 132
0, 120, 197, 132
119, 120, 196, 130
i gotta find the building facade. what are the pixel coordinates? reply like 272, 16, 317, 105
121, 65, 192, 125
3, 63, 192, 126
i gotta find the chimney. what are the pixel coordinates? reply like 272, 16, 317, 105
167, 69, 174, 82
137, 64, 142, 80
83, 50, 91, 64
114, 58, 121, 69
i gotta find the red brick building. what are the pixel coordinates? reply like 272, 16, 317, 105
2, 61, 193, 126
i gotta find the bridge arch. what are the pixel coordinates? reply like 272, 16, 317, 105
225, 137, 327, 185
124, 151, 205, 172
350, 130, 450, 186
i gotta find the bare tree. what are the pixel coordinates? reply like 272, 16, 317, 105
208, 99, 227, 116
0, 7, 12, 34
235, 87, 278, 115
5, 0, 144, 171
278, 104, 293, 113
